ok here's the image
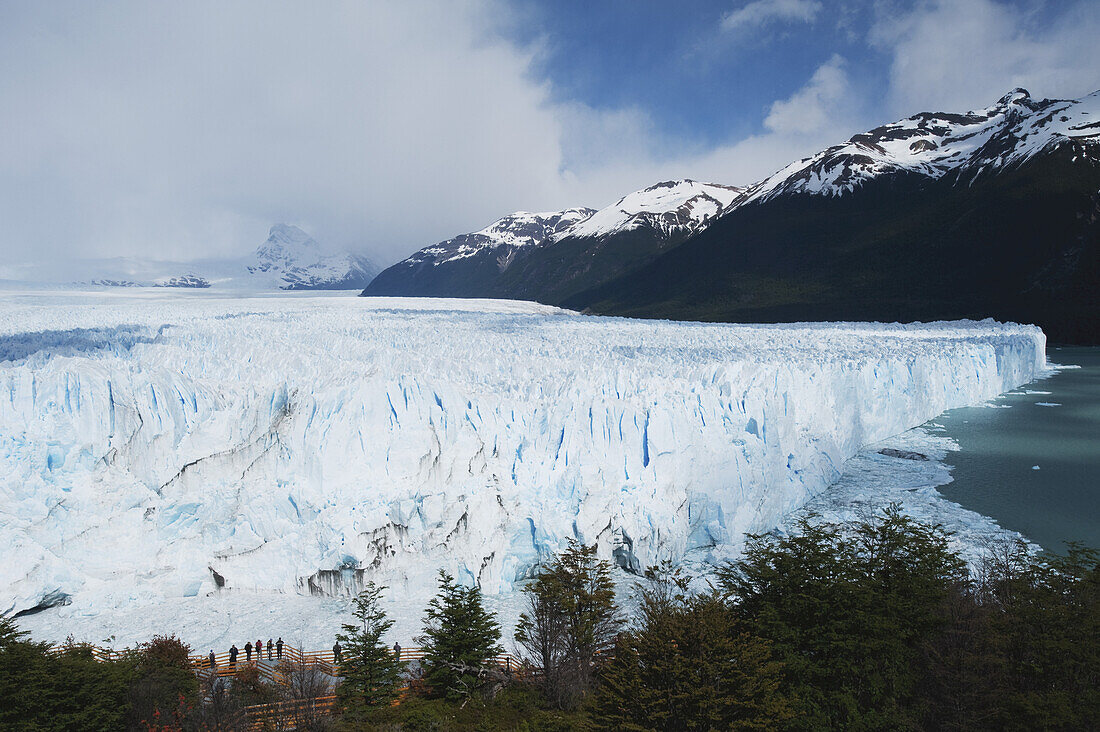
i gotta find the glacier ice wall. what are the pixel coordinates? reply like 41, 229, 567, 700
0, 291, 1045, 619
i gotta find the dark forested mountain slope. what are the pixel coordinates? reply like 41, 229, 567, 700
567, 90, 1100, 343
362, 181, 739, 302
362, 209, 595, 298
365, 89, 1100, 342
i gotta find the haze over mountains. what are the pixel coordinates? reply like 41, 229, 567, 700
364, 89, 1100, 342
8, 224, 378, 291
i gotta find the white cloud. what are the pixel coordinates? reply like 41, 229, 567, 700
721, 0, 823, 32
764, 54, 849, 134
552, 55, 863, 203
0, 0, 865, 271
18, 1, 1087, 273
870, 0, 1100, 117
0, 1, 574, 267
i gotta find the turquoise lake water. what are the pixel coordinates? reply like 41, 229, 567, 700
933, 347, 1100, 553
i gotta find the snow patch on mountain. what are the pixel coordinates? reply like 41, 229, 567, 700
562, 180, 743, 240
386, 181, 743, 276
0, 291, 1045, 640
745, 88, 1100, 203
409, 209, 596, 267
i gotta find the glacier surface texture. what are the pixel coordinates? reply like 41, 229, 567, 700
0, 291, 1045, 643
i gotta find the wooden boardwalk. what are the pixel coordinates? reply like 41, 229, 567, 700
46, 641, 528, 730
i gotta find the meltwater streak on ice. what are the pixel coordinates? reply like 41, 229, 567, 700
0, 291, 1044, 640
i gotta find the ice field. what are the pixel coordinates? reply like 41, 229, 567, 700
0, 290, 1046, 647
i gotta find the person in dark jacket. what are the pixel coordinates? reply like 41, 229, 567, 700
208, 650, 216, 670
229, 644, 238, 669
393, 641, 401, 660
256, 639, 263, 661
245, 641, 252, 663
276, 637, 283, 659
267, 638, 273, 660
332, 641, 342, 664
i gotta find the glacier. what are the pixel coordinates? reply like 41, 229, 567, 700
0, 290, 1045, 647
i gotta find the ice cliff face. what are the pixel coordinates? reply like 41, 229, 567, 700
0, 292, 1045, 622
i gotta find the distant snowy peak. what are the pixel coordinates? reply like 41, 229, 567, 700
562, 180, 744, 241
250, 224, 321, 273
746, 88, 1100, 203
394, 182, 746, 269
409, 208, 596, 266
153, 274, 210, 288
246, 224, 378, 290
67, 225, 377, 291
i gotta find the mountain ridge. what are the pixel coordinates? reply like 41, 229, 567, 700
364, 88, 1100, 342
362, 179, 741, 301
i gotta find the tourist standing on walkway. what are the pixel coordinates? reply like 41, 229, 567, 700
245, 641, 252, 663
393, 642, 401, 660
333, 641, 342, 664
229, 644, 238, 669
276, 637, 283, 659
267, 638, 273, 660
208, 650, 216, 670
256, 639, 263, 660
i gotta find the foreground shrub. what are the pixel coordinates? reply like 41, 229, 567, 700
128, 634, 200, 729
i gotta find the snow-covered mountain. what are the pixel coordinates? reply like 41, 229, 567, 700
363, 180, 741, 301
243, 224, 379, 290
8, 224, 379, 291
0, 292, 1045, 646
567, 89, 1100, 343
562, 180, 742, 240
364, 209, 594, 298
406, 209, 595, 268
368, 88, 1099, 333
743, 88, 1100, 203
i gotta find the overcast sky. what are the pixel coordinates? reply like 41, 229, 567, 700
1, 0, 1098, 270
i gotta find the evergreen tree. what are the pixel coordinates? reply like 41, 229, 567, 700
336, 582, 406, 717
977, 541, 1100, 730
417, 570, 503, 701
593, 566, 791, 731
0, 618, 137, 732
718, 505, 968, 730
515, 540, 622, 709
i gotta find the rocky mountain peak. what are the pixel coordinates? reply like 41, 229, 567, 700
743, 88, 1099, 204
562, 179, 743, 241
996, 88, 1032, 107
